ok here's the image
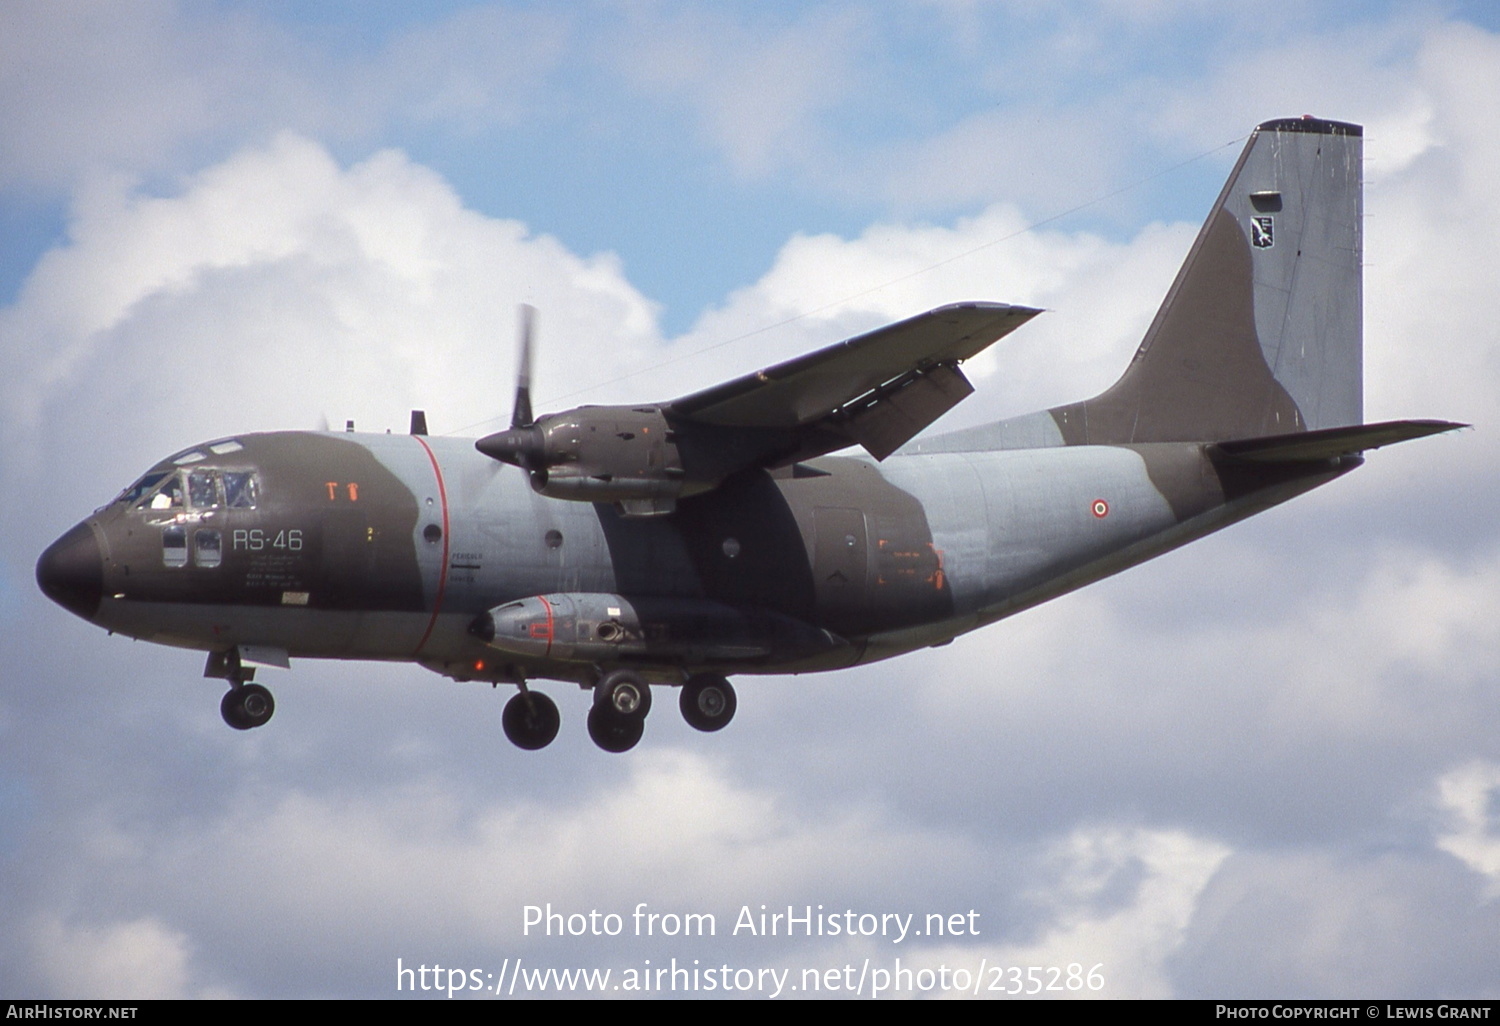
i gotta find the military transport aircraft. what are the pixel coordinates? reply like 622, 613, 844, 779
37, 117, 1461, 753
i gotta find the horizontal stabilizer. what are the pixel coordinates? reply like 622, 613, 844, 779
1210, 420, 1466, 463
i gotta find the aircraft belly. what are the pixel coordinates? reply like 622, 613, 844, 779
94, 598, 431, 659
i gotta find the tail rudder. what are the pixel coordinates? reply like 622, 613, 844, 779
1051, 116, 1363, 444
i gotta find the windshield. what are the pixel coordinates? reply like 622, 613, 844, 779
121, 467, 261, 511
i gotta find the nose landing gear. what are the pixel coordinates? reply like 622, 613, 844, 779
207, 650, 276, 731
221, 683, 275, 730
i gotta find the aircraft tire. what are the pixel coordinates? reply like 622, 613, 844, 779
220, 689, 250, 730
587, 704, 644, 753
594, 670, 651, 721
502, 691, 561, 750
680, 674, 736, 732
221, 684, 274, 730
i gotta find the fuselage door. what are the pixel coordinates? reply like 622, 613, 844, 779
812, 506, 868, 632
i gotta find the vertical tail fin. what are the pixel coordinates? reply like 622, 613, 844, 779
1051, 116, 1363, 444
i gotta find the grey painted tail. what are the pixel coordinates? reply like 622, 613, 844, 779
1050, 116, 1364, 444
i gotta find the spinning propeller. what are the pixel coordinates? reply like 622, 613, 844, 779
475, 304, 548, 485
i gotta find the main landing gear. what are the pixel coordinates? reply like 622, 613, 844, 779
501, 689, 561, 750
680, 674, 736, 732
499, 671, 738, 753
586, 669, 651, 753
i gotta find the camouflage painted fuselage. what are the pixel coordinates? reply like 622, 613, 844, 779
67, 426, 1350, 686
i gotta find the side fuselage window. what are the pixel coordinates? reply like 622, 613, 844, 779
162, 525, 188, 567
194, 529, 222, 568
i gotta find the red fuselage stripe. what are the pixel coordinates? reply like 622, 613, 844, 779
412, 436, 451, 656
537, 593, 554, 659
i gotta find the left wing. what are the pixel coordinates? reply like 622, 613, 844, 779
477, 301, 1041, 516
668, 302, 1041, 460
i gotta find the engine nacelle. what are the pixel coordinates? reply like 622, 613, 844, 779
469, 592, 845, 665
532, 468, 684, 514
479, 405, 689, 515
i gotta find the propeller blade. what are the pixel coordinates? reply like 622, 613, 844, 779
513, 304, 535, 430
476, 303, 545, 477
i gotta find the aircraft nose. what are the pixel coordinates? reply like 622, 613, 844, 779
36, 520, 104, 621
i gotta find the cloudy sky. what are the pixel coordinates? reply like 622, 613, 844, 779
3, 0, 1499, 1000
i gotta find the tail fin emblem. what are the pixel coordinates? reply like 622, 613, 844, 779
1251, 216, 1275, 248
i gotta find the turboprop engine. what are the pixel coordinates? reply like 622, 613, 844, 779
476, 404, 689, 513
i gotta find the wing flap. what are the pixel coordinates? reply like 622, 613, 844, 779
843, 361, 975, 460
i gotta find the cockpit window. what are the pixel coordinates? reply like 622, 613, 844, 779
148, 475, 185, 510
124, 467, 260, 511
119, 472, 168, 506
188, 469, 221, 509
223, 471, 259, 509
